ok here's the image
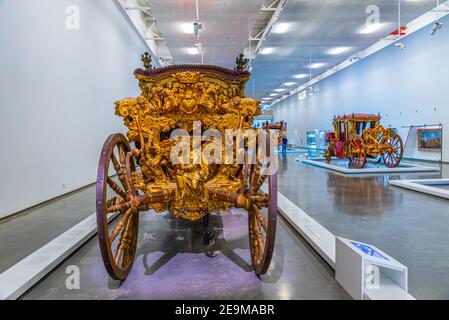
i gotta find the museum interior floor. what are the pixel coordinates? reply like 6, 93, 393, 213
1, 154, 448, 299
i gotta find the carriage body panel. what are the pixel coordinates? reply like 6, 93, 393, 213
114, 65, 261, 221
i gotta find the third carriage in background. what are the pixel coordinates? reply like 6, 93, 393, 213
324, 113, 404, 169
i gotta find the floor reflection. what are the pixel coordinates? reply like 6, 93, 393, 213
277, 153, 449, 300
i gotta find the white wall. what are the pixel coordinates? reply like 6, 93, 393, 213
273, 14, 449, 162
0, 0, 153, 218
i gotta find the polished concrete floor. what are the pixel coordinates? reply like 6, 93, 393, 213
4, 155, 449, 299
21, 210, 350, 300
278, 154, 449, 300
435, 185, 449, 191
0, 184, 96, 273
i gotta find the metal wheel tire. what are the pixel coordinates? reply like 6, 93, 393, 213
96, 133, 139, 280
247, 131, 278, 275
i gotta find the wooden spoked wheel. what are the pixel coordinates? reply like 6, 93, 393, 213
349, 135, 367, 169
247, 132, 278, 275
96, 133, 139, 280
324, 148, 332, 163
382, 133, 404, 168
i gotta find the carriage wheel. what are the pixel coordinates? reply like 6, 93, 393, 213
382, 133, 404, 168
349, 135, 367, 169
247, 132, 277, 275
324, 148, 331, 163
96, 133, 139, 280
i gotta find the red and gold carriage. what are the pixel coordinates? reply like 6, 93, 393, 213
96, 53, 278, 280
324, 113, 404, 168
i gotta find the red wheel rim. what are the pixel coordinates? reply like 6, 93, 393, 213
349, 136, 366, 169
382, 134, 403, 168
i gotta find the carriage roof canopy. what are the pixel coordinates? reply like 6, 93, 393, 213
334, 113, 381, 122
135, 64, 250, 81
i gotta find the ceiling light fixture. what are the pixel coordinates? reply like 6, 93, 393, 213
283, 82, 297, 86
270, 93, 279, 97
186, 47, 200, 55
274, 88, 287, 92
327, 47, 352, 55
309, 62, 326, 69
308, 86, 314, 97
293, 74, 308, 79
272, 22, 291, 34
431, 0, 443, 35
431, 21, 443, 35
179, 22, 194, 34
395, 41, 406, 50
358, 23, 385, 34
195, 42, 203, 52
260, 47, 275, 55
194, 0, 204, 64
394, 0, 407, 51
194, 21, 203, 36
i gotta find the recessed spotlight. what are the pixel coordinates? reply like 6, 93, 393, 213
260, 47, 275, 55
272, 22, 291, 34
309, 63, 326, 69
358, 23, 385, 34
395, 41, 406, 51
431, 22, 443, 36
186, 47, 200, 55
179, 22, 194, 34
284, 82, 297, 86
293, 74, 308, 79
274, 88, 287, 92
327, 47, 352, 55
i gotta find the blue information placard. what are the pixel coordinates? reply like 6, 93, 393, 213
351, 241, 389, 260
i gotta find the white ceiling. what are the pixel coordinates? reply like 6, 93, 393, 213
249, 0, 439, 101
142, 0, 442, 100
146, 0, 273, 65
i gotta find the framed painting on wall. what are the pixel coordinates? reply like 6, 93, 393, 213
418, 129, 442, 152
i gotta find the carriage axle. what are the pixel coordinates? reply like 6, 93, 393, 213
202, 213, 215, 246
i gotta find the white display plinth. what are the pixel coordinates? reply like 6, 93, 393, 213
335, 237, 413, 300
302, 159, 439, 174
0, 211, 119, 300
390, 179, 449, 200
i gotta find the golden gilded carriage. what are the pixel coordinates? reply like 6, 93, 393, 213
96, 53, 278, 280
324, 113, 404, 168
